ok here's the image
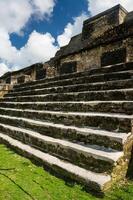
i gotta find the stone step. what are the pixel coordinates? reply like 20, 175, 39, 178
13, 62, 133, 90
0, 114, 129, 150
89, 62, 133, 75
0, 101, 133, 114
0, 123, 124, 173
2, 88, 133, 102
6, 79, 133, 97
0, 108, 131, 132
0, 132, 112, 193
13, 70, 133, 92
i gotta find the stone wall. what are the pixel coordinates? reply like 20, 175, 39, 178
59, 47, 101, 73
0, 63, 45, 85
43, 62, 57, 78
126, 37, 133, 62
53, 5, 133, 76
82, 5, 127, 40
59, 38, 128, 73
0, 84, 13, 97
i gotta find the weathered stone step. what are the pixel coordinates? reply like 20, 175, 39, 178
89, 62, 133, 75
0, 132, 112, 193
13, 62, 133, 90
0, 114, 129, 150
0, 101, 133, 114
0, 123, 123, 173
6, 79, 133, 97
2, 88, 133, 102
0, 108, 131, 132
13, 70, 133, 92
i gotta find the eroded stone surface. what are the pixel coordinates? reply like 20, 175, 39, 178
0, 5, 133, 194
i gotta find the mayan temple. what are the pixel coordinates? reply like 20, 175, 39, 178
0, 4, 133, 194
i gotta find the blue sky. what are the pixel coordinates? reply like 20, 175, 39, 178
11, 0, 89, 49
0, 0, 132, 76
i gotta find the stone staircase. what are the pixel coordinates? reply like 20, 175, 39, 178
0, 62, 133, 194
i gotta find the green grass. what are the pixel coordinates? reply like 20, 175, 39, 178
0, 144, 133, 200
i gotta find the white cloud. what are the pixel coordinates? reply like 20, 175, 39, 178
0, 0, 55, 34
0, 0, 32, 34
0, 30, 58, 71
57, 13, 88, 47
0, 30, 17, 64
0, 0, 57, 76
88, 0, 132, 16
0, 4, 88, 77
32, 0, 55, 17
0, 63, 9, 77
16, 31, 58, 67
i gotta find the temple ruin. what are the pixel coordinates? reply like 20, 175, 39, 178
0, 4, 133, 194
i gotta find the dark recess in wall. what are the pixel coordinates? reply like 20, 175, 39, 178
59, 61, 77, 75
101, 48, 126, 66
36, 68, 46, 80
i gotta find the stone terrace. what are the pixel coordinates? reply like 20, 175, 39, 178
0, 4, 133, 195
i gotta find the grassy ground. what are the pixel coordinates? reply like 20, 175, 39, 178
0, 144, 133, 200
